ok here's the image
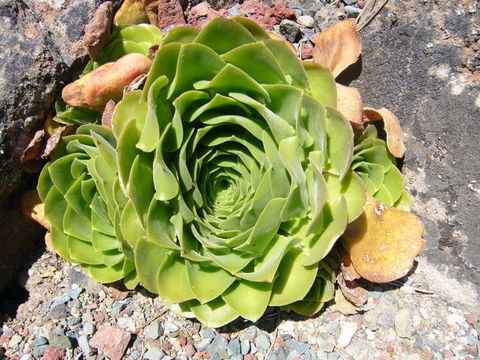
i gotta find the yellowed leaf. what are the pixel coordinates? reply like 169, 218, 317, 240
114, 0, 149, 26
344, 194, 425, 283
21, 190, 51, 230
312, 19, 362, 78
364, 107, 405, 158
336, 83, 364, 128
102, 100, 116, 128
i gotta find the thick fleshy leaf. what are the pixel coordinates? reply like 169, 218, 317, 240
135, 238, 167, 293
189, 298, 239, 328
222, 280, 272, 322
187, 262, 235, 303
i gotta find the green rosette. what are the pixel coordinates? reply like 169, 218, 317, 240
112, 17, 367, 327
37, 125, 138, 288
352, 124, 412, 210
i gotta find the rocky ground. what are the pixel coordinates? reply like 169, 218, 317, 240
1, 0, 480, 359
0, 250, 478, 360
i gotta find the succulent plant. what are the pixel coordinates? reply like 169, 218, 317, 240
353, 124, 411, 210
36, 15, 423, 328
105, 17, 368, 326
37, 125, 138, 288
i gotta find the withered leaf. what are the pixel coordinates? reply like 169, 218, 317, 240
21, 130, 45, 163
344, 195, 425, 283
312, 19, 362, 78
338, 248, 361, 281
114, 0, 149, 26
83, 1, 113, 59
336, 272, 369, 306
42, 125, 76, 159
336, 83, 364, 129
101, 100, 116, 128
364, 107, 406, 158
21, 190, 51, 230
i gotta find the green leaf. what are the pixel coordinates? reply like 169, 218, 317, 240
303, 62, 337, 108
134, 237, 168, 293
189, 298, 239, 328
187, 262, 235, 303
222, 280, 272, 322
157, 253, 195, 303
269, 248, 318, 306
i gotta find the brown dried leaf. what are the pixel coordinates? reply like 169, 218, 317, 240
114, 0, 149, 26
336, 272, 369, 306
20, 190, 51, 230
44, 232, 54, 253
336, 83, 364, 129
41, 125, 76, 159
364, 107, 405, 158
102, 100, 116, 128
83, 1, 113, 59
338, 248, 361, 281
312, 19, 362, 78
344, 194, 425, 283
21, 130, 45, 163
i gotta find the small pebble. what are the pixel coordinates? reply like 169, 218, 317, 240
164, 321, 179, 334
144, 321, 163, 340
255, 333, 271, 351
83, 323, 96, 335
297, 15, 315, 28
206, 335, 228, 356
336, 322, 357, 348
78, 335, 94, 356
143, 347, 165, 360
279, 19, 301, 43
227, 338, 241, 356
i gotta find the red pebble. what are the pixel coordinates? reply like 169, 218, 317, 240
328, 312, 341, 321
42, 346, 65, 360
275, 337, 285, 347
442, 349, 454, 358
466, 316, 477, 325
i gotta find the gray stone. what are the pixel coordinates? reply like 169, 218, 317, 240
201, 329, 216, 339
66, 287, 83, 300
227, 338, 241, 356
250, 343, 258, 355
206, 335, 228, 356
240, 339, 250, 355
68, 317, 82, 327
287, 350, 301, 360
243, 326, 257, 342
50, 303, 69, 319
68, 269, 89, 287
255, 333, 271, 351
394, 308, 413, 338
20, 355, 33, 360
412, 335, 424, 349
54, 295, 71, 305
297, 15, 315, 28
266, 352, 279, 360
32, 336, 48, 346
327, 353, 340, 360
376, 309, 395, 328
48, 334, 73, 349
111, 299, 129, 315
230, 355, 243, 360
336, 322, 357, 348
279, 19, 301, 43
196, 338, 212, 352
143, 347, 165, 360
286, 339, 310, 354
343, 0, 357, 4
317, 339, 335, 353
117, 317, 135, 330
32, 344, 48, 358
277, 347, 288, 360
163, 321, 179, 334
78, 335, 94, 356
83, 323, 96, 335
144, 321, 163, 340
327, 320, 340, 334
345, 5, 361, 18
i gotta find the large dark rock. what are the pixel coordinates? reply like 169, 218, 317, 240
350, 0, 480, 302
0, 0, 118, 292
